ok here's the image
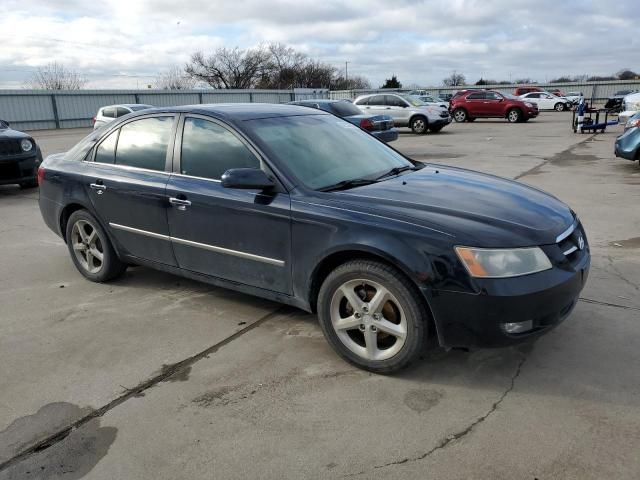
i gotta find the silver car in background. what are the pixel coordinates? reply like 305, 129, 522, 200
354, 93, 451, 134
93, 104, 154, 129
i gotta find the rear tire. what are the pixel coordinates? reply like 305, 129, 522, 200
507, 108, 522, 123
410, 116, 428, 134
65, 210, 126, 283
453, 108, 467, 123
317, 260, 427, 373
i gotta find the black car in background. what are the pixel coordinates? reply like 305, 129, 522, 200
289, 99, 398, 143
38, 104, 590, 373
0, 120, 43, 188
604, 90, 638, 113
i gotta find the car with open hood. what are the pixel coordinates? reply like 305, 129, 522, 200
37, 104, 590, 373
0, 119, 43, 188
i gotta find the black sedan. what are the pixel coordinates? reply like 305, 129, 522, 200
38, 104, 590, 373
289, 99, 398, 143
0, 119, 43, 188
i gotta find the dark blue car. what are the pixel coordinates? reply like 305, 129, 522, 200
38, 104, 590, 373
615, 112, 640, 163
289, 99, 398, 143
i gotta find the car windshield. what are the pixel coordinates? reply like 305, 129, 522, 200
247, 114, 413, 190
329, 101, 363, 117
503, 93, 519, 99
401, 95, 427, 107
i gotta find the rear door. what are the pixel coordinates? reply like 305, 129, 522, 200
385, 95, 411, 126
86, 114, 177, 265
165, 115, 292, 294
465, 92, 486, 116
360, 95, 386, 114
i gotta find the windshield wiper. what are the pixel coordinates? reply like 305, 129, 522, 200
375, 164, 420, 181
317, 178, 379, 192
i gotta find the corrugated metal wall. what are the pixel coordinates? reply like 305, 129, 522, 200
330, 80, 640, 102
0, 88, 329, 130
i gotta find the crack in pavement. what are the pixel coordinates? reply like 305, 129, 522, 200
604, 255, 639, 293
579, 297, 640, 311
0, 306, 288, 474
513, 134, 596, 180
344, 355, 528, 477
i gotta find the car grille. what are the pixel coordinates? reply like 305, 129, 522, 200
0, 139, 22, 156
557, 222, 588, 265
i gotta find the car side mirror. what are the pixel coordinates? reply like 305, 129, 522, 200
221, 168, 275, 190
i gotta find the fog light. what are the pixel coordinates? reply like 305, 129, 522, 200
502, 320, 534, 334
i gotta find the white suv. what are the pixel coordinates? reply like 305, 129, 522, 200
93, 104, 154, 129
354, 93, 450, 134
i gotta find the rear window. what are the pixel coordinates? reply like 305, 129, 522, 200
329, 102, 364, 117
116, 107, 131, 117
102, 107, 116, 118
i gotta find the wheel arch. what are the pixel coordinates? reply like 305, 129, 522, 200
409, 113, 428, 126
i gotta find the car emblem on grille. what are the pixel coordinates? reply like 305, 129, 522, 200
578, 234, 585, 250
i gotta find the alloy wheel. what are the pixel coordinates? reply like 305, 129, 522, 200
412, 118, 426, 133
454, 110, 466, 122
330, 279, 407, 361
508, 110, 520, 122
71, 219, 104, 274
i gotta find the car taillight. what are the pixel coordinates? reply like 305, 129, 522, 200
37, 166, 45, 186
359, 118, 375, 131
92, 117, 96, 125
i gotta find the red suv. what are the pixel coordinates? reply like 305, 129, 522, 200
513, 86, 543, 96
450, 90, 539, 123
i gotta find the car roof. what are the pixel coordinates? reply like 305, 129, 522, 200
125, 103, 329, 121
101, 104, 153, 108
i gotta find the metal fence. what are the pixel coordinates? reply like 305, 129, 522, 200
0, 88, 329, 130
330, 80, 640, 104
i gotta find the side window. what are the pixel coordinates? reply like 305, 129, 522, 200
354, 97, 368, 106
467, 92, 485, 100
115, 116, 173, 171
486, 92, 502, 100
528, 93, 540, 98
180, 117, 260, 180
368, 95, 385, 106
386, 96, 408, 107
116, 107, 131, 117
94, 130, 118, 164
102, 107, 116, 118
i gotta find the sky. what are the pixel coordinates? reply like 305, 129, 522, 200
0, 0, 639, 89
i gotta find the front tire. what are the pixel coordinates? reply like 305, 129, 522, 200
317, 260, 427, 373
453, 108, 467, 122
507, 108, 522, 123
410, 116, 428, 134
554, 103, 565, 112
65, 210, 126, 282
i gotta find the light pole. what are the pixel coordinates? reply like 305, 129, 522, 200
345, 61, 350, 84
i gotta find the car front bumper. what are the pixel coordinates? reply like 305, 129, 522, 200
371, 128, 399, 143
425, 245, 590, 348
0, 151, 41, 186
614, 127, 640, 161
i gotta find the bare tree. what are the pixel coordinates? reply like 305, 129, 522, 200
27, 62, 87, 90
185, 47, 270, 89
442, 71, 466, 87
155, 66, 197, 90
332, 74, 371, 90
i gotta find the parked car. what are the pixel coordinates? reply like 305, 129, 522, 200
38, 104, 590, 373
618, 92, 640, 125
93, 104, 154, 129
513, 86, 543, 96
519, 92, 572, 111
288, 99, 398, 143
0, 119, 43, 188
565, 91, 584, 105
415, 95, 449, 108
353, 93, 450, 134
450, 90, 539, 122
604, 90, 638, 113
439, 93, 454, 102
615, 112, 640, 164
408, 90, 448, 105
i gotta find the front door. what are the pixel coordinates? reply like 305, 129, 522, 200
166, 115, 292, 294
385, 95, 411, 126
483, 91, 506, 116
86, 115, 177, 266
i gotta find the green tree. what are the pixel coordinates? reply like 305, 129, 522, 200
381, 75, 402, 89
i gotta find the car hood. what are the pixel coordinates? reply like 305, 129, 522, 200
318, 166, 574, 247
0, 128, 31, 140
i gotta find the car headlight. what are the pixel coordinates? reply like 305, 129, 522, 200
455, 246, 552, 278
525, 102, 534, 108
20, 139, 33, 152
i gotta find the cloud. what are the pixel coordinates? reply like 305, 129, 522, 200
0, 0, 638, 88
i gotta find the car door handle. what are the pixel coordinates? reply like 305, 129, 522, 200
385, 107, 391, 109
169, 197, 191, 210
89, 183, 106, 194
